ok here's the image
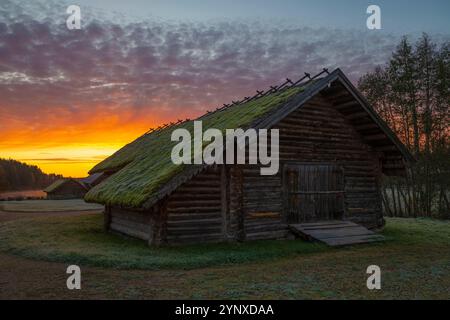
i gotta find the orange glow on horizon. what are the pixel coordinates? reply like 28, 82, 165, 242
0, 107, 179, 177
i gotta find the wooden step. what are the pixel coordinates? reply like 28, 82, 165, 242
289, 220, 384, 246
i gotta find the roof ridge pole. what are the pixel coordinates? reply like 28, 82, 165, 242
247, 90, 265, 102
294, 69, 330, 89
258, 85, 277, 98
292, 73, 310, 86
285, 78, 294, 89
311, 69, 329, 80
276, 79, 291, 91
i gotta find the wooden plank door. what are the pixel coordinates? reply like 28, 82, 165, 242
284, 164, 344, 223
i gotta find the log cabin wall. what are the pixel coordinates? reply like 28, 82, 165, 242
165, 166, 224, 244
240, 165, 287, 240
228, 165, 245, 241
109, 207, 152, 241
239, 94, 384, 239
277, 94, 383, 228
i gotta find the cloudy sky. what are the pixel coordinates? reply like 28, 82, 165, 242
0, 0, 449, 176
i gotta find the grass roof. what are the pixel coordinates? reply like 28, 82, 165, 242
44, 179, 87, 193
85, 85, 305, 208
44, 179, 67, 193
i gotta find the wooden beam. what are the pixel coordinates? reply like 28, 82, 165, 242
148, 198, 168, 246
355, 123, 379, 131
104, 205, 111, 231
335, 100, 360, 110
248, 212, 281, 219
364, 134, 389, 141
235, 165, 245, 242
220, 165, 228, 239
382, 163, 405, 170
375, 145, 399, 152
326, 89, 350, 101
345, 112, 370, 120
384, 155, 403, 161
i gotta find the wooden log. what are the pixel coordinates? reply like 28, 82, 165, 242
235, 165, 245, 241
111, 216, 151, 233
111, 223, 150, 241
334, 100, 360, 110
221, 164, 228, 239
245, 230, 288, 241
364, 134, 389, 141
104, 205, 111, 231
167, 217, 222, 225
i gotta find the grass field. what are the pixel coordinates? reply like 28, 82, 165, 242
0, 199, 103, 212
0, 214, 449, 299
0, 214, 328, 269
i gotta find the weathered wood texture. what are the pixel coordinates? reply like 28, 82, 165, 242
322, 82, 407, 176
278, 95, 383, 228
284, 164, 345, 223
46, 181, 86, 200
165, 166, 224, 244
289, 221, 385, 246
109, 207, 152, 241
239, 165, 287, 241
239, 94, 384, 236
104, 205, 112, 231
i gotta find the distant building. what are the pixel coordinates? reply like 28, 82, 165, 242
44, 179, 88, 200
44, 173, 108, 200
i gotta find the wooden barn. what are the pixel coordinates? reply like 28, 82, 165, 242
45, 179, 88, 200
85, 69, 414, 246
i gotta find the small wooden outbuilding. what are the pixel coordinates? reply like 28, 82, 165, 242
44, 173, 107, 200
44, 179, 88, 200
85, 69, 413, 246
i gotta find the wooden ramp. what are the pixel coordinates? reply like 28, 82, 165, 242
289, 220, 384, 246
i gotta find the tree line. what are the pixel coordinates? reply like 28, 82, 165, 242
358, 34, 449, 219
0, 158, 62, 192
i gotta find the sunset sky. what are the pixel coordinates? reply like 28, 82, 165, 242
1, 0, 449, 177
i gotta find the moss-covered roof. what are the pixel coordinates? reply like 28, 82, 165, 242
85, 85, 305, 208
44, 179, 86, 193
44, 179, 67, 193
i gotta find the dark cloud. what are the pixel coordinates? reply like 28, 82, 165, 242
0, 0, 423, 129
